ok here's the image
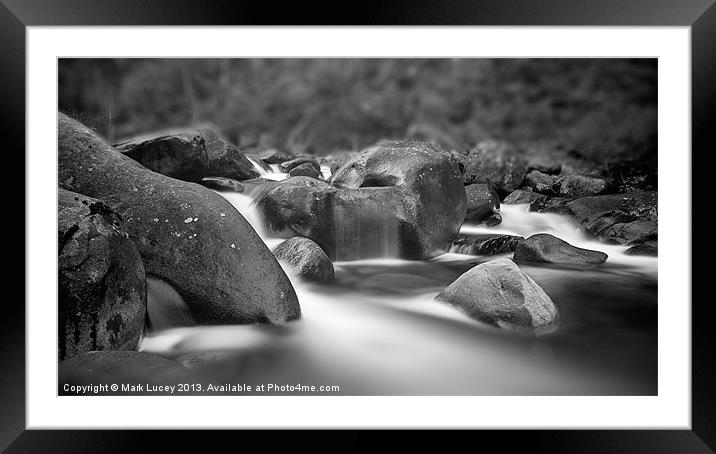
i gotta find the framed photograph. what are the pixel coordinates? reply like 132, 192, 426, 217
7, 0, 710, 451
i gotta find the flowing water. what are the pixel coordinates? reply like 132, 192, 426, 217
142, 167, 658, 395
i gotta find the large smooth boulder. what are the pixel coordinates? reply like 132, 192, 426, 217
272, 237, 334, 282
114, 125, 259, 183
59, 112, 300, 325
462, 140, 528, 196
464, 184, 501, 225
58, 189, 146, 361
59, 351, 198, 394
256, 141, 466, 260
331, 140, 467, 259
435, 258, 559, 332
565, 191, 657, 245
513, 233, 608, 266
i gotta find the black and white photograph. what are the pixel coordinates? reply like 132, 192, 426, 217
5, 0, 710, 448
56, 57, 659, 396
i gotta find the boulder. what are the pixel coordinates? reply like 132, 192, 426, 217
331, 140, 466, 259
435, 258, 559, 332
625, 243, 658, 256
464, 184, 500, 224
446, 234, 524, 256
114, 125, 259, 183
484, 212, 503, 227
58, 189, 146, 361
598, 220, 658, 245
557, 174, 607, 198
58, 112, 300, 325
273, 237, 335, 282
462, 140, 528, 196
528, 196, 572, 214
254, 178, 404, 260
513, 233, 608, 266
567, 191, 657, 222
255, 148, 295, 165
523, 170, 559, 194
280, 157, 321, 172
289, 162, 322, 179
565, 191, 657, 245
503, 189, 543, 205
59, 351, 198, 394
253, 176, 334, 242
256, 141, 466, 260
200, 176, 245, 192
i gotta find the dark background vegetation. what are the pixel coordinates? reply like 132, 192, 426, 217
58, 58, 656, 166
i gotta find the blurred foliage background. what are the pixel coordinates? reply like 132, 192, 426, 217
59, 58, 656, 165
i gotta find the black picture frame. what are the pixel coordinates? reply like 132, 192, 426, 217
5, 0, 711, 451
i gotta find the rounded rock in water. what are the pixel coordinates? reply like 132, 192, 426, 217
435, 258, 559, 332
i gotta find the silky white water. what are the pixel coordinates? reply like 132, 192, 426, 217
461, 203, 657, 274
246, 156, 289, 181
142, 178, 658, 395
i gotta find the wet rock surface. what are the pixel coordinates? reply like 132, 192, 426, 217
565, 191, 657, 245
257, 141, 466, 260
200, 176, 245, 192
288, 162, 322, 179
513, 233, 608, 266
59, 113, 300, 325
557, 174, 608, 198
503, 189, 544, 205
115, 125, 259, 182
435, 258, 559, 332
58, 189, 146, 361
273, 237, 335, 282
464, 184, 501, 224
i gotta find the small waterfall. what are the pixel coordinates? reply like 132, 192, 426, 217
461, 204, 586, 243
246, 156, 289, 181
218, 162, 402, 262
461, 203, 657, 270
214, 190, 272, 240
332, 188, 401, 261
446, 234, 520, 256
320, 165, 332, 180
